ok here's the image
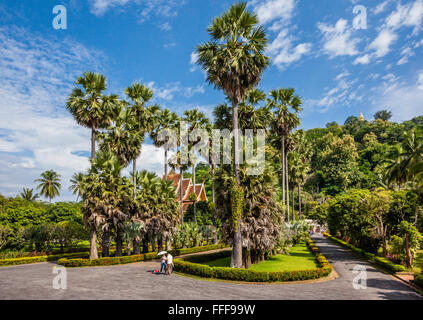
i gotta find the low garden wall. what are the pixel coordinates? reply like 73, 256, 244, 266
57, 244, 227, 268
323, 232, 406, 273
173, 239, 332, 283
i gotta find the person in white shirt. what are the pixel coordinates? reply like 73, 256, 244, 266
166, 253, 173, 275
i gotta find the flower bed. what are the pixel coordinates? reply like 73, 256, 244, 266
173, 239, 332, 283
323, 232, 406, 273
58, 244, 227, 268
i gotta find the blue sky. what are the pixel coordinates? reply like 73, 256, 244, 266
0, 0, 422, 200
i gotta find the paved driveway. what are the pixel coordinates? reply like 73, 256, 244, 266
0, 235, 421, 300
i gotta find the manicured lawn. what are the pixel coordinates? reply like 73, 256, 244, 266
203, 243, 319, 271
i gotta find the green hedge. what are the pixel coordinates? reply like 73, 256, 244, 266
323, 232, 406, 273
58, 244, 227, 268
414, 274, 423, 289
0, 251, 90, 267
173, 239, 332, 283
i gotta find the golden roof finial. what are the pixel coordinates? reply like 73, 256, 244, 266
360, 111, 364, 121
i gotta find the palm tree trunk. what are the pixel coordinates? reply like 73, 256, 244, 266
231, 101, 242, 269
286, 153, 290, 222
133, 159, 137, 200
115, 226, 123, 257
101, 230, 110, 257
281, 136, 285, 218
89, 226, 98, 260
298, 184, 302, 219
179, 166, 184, 225
211, 163, 216, 227
142, 234, 149, 253
133, 238, 141, 255
91, 126, 96, 160
292, 187, 295, 221
193, 164, 197, 224
164, 148, 168, 180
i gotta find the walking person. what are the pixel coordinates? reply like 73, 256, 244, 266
165, 252, 173, 275
160, 254, 167, 274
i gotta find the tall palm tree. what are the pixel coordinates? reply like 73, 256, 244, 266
66, 72, 119, 160
69, 172, 85, 201
197, 2, 269, 268
19, 188, 39, 201
268, 88, 302, 221
124, 83, 159, 199
151, 108, 180, 180
169, 150, 189, 226
183, 109, 210, 223
35, 170, 61, 202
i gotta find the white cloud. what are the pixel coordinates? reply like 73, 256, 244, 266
353, 54, 371, 65
90, 0, 132, 16
368, 28, 398, 58
372, 72, 423, 121
0, 26, 106, 199
317, 19, 360, 58
250, 0, 296, 26
184, 85, 205, 98
373, 0, 390, 14
386, 0, 423, 33
159, 22, 172, 31
266, 29, 311, 69
189, 51, 199, 72
397, 47, 415, 65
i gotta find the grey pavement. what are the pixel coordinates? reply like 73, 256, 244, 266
0, 234, 421, 300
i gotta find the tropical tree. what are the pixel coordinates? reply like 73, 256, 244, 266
374, 110, 392, 121
124, 83, 158, 199
268, 88, 302, 220
69, 172, 85, 201
183, 109, 210, 223
151, 108, 180, 180
79, 151, 130, 259
19, 188, 39, 202
35, 170, 61, 202
66, 72, 119, 160
197, 2, 269, 267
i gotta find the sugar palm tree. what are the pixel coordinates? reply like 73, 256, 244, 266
124, 83, 159, 199
66, 72, 119, 160
69, 172, 85, 201
197, 2, 269, 268
151, 108, 180, 180
183, 109, 210, 223
169, 150, 189, 226
35, 170, 61, 202
268, 88, 302, 221
19, 188, 39, 201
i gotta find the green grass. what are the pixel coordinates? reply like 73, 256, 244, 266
202, 243, 319, 272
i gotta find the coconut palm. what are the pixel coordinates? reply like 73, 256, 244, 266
69, 172, 85, 201
268, 88, 302, 221
19, 188, 39, 201
197, 2, 269, 268
35, 170, 61, 202
151, 108, 180, 180
66, 72, 119, 160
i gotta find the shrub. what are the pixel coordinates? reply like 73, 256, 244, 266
414, 274, 423, 289
0, 251, 90, 267
58, 243, 226, 268
173, 239, 332, 283
324, 233, 406, 273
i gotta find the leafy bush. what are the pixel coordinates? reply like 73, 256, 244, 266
173, 239, 332, 282
414, 273, 423, 288
58, 244, 226, 268
170, 223, 203, 249
324, 233, 406, 273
